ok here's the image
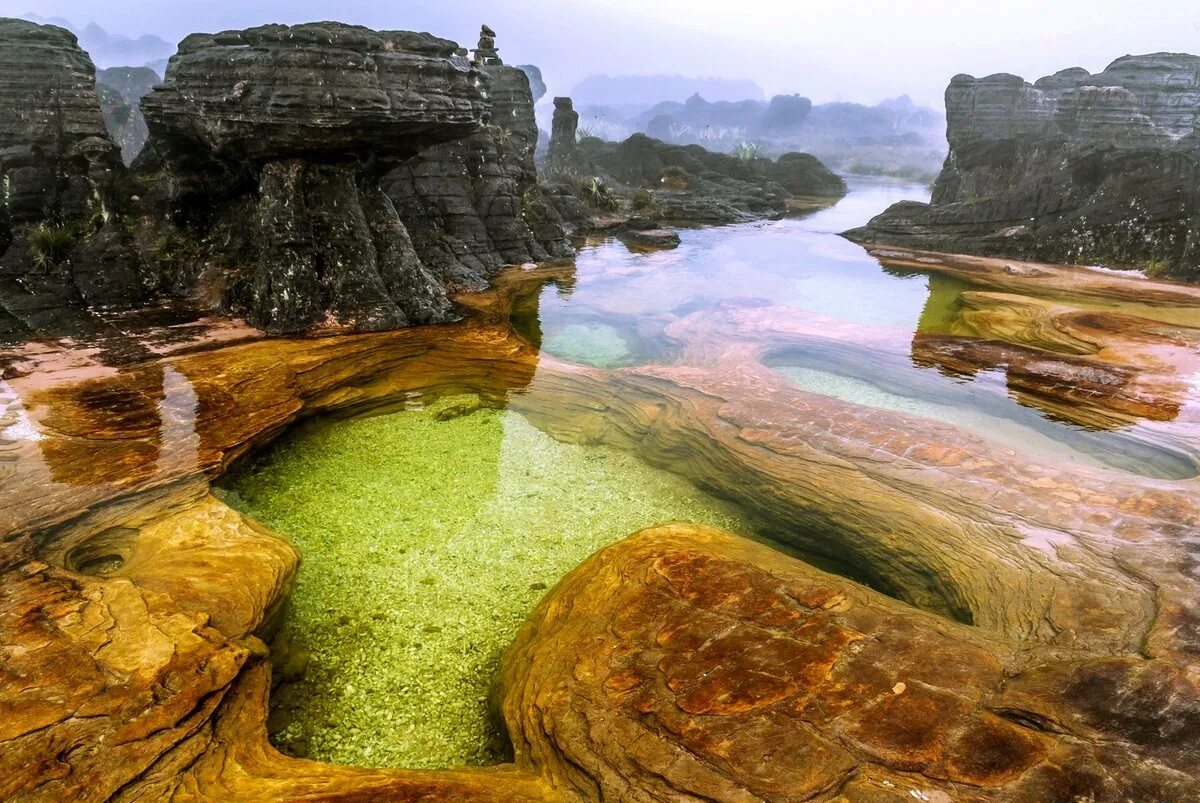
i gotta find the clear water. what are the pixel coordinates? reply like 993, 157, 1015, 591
226, 176, 1198, 772
230, 398, 752, 769
516, 177, 1198, 479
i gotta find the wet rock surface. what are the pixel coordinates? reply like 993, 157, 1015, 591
847, 53, 1200, 279
1, 253, 1198, 799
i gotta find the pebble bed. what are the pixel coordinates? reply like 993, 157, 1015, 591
228, 395, 752, 769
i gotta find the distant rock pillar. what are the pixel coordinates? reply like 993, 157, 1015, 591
472, 24, 502, 65
548, 96, 580, 174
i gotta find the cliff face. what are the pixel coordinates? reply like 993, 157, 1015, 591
135, 22, 567, 334
0, 19, 144, 336
381, 59, 572, 292
847, 53, 1200, 279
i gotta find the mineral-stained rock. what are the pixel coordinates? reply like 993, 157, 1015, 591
95, 66, 157, 164
138, 22, 568, 332
846, 53, 1200, 280
499, 524, 1200, 801
2, 257, 1198, 799
0, 19, 144, 334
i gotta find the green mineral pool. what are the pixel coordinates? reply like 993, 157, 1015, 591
225, 395, 752, 769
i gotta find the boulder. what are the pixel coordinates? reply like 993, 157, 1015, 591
846, 53, 1200, 280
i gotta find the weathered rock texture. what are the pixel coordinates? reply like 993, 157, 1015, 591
847, 53, 1200, 279
580, 133, 846, 223
381, 30, 572, 292
0, 19, 144, 336
95, 66, 157, 165
2, 253, 1199, 799
137, 22, 569, 333
544, 104, 846, 227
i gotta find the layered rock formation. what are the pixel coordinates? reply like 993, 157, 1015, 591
95, 65, 157, 164
138, 22, 569, 333
0, 19, 144, 336
2, 254, 1200, 798
380, 28, 572, 292
847, 53, 1200, 279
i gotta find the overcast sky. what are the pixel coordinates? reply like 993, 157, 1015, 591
5, 0, 1197, 107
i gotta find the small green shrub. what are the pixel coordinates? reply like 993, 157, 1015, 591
488, 125, 514, 147
660, 165, 689, 190
521, 189, 548, 223
28, 223, 76, 268
580, 176, 618, 211
1142, 259, 1172, 278
631, 188, 662, 218
731, 141, 760, 162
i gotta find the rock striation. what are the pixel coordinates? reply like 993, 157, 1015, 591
3, 254, 1200, 799
380, 27, 572, 292
847, 53, 1200, 279
0, 19, 144, 336
135, 22, 569, 334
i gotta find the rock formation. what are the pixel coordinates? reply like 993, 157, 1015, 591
380, 29, 572, 293
136, 22, 569, 333
2, 254, 1200, 798
574, 132, 846, 223
847, 53, 1200, 280
95, 65, 157, 164
517, 64, 547, 102
543, 96, 845, 227
547, 96, 581, 174
0, 19, 145, 336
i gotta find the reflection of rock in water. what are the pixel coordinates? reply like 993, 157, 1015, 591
36, 365, 166, 486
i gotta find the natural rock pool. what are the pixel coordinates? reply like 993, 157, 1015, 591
226, 400, 751, 768
213, 177, 1200, 771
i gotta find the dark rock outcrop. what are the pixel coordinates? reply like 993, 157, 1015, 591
846, 53, 1200, 279
547, 96, 581, 174
138, 22, 568, 333
570, 132, 847, 224
96, 66, 157, 164
0, 19, 145, 336
381, 30, 572, 292
516, 64, 546, 102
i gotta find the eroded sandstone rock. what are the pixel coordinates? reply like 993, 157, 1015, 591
0, 19, 144, 335
847, 53, 1200, 280
137, 22, 568, 333
500, 524, 1200, 801
2, 252, 1198, 799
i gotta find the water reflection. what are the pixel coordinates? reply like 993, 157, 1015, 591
512, 177, 1199, 477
